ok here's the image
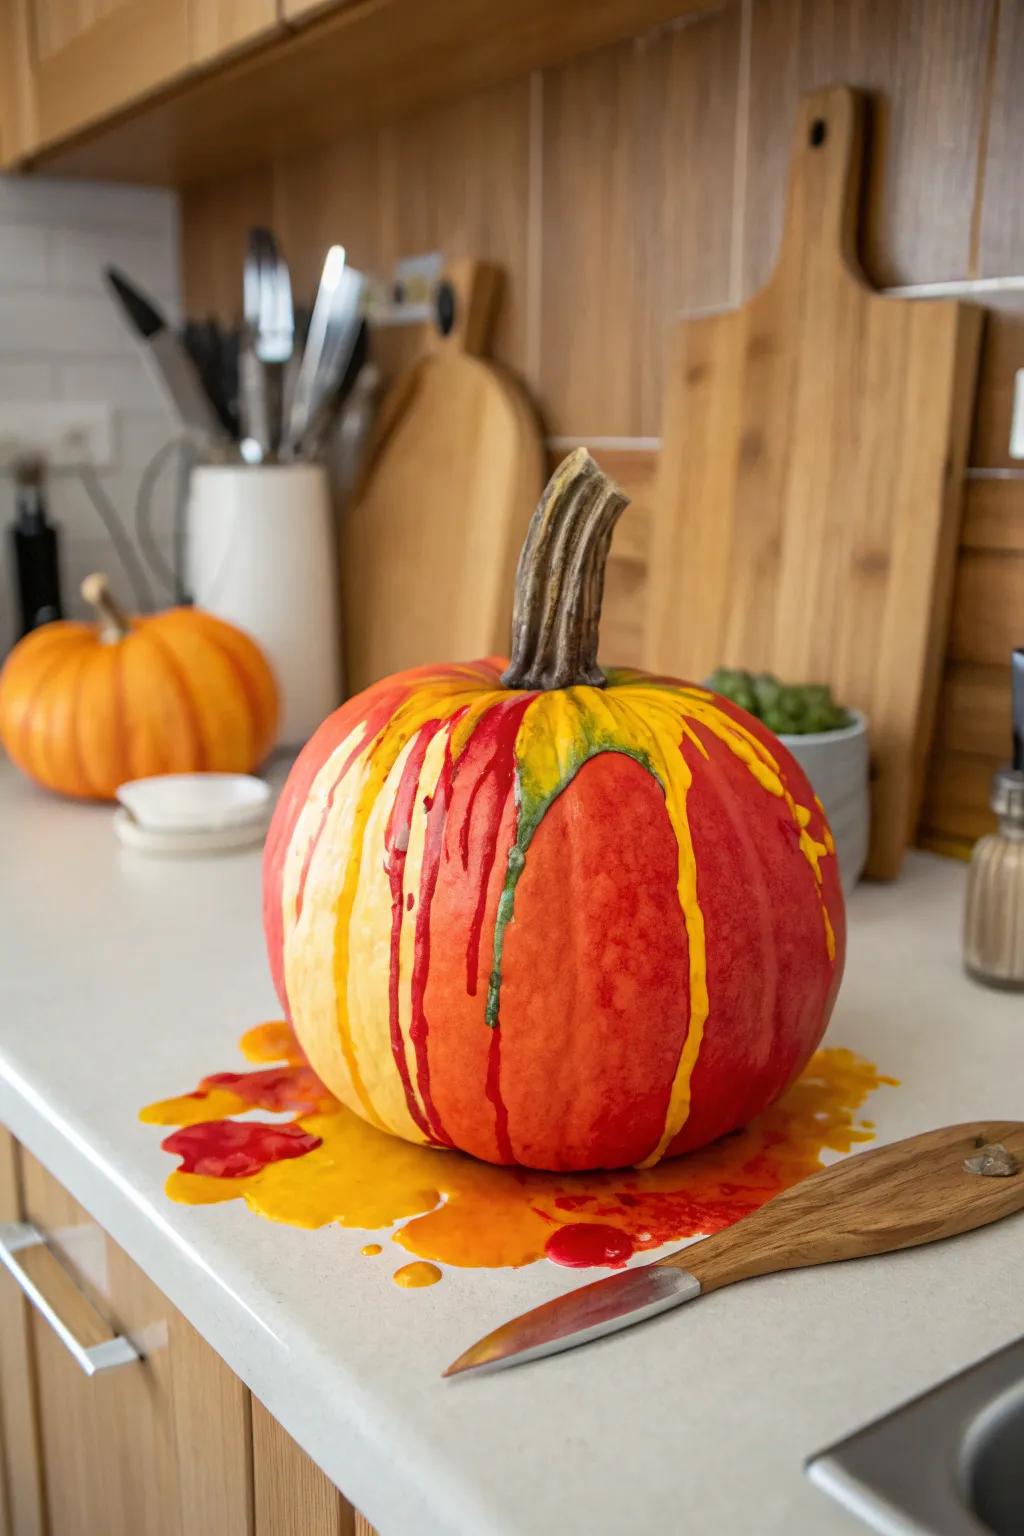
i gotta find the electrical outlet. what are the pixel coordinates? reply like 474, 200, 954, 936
0, 403, 114, 471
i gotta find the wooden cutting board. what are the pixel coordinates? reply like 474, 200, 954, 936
646, 86, 982, 879
340, 260, 544, 695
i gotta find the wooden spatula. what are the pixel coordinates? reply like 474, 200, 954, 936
445, 1122, 1024, 1377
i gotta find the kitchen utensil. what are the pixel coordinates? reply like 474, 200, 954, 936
963, 647, 1024, 990
187, 461, 341, 746
646, 86, 983, 880
331, 360, 381, 504
115, 773, 271, 833
339, 259, 545, 694
445, 1121, 1024, 1377
284, 245, 365, 459
105, 267, 229, 446
182, 319, 237, 438
239, 228, 294, 462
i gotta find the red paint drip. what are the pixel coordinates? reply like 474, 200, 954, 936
200, 1066, 329, 1114
408, 717, 467, 1147
383, 717, 446, 1142
544, 1223, 635, 1269
484, 1023, 515, 1165
162, 1120, 321, 1178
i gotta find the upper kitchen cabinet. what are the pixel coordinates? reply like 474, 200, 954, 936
0, 0, 285, 168
8, 0, 713, 183
189, 0, 281, 66
15, 0, 191, 150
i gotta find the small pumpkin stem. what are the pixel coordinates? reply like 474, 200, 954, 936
81, 572, 131, 644
501, 448, 629, 691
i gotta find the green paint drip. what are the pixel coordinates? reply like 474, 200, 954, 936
484, 738, 656, 1029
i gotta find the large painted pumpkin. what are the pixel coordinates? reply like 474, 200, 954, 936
0, 574, 279, 800
264, 451, 845, 1171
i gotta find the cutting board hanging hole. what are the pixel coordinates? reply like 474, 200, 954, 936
809, 117, 827, 147
435, 280, 456, 337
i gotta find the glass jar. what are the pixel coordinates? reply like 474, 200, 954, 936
964, 767, 1024, 991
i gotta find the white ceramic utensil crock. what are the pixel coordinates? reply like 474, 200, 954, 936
187, 462, 342, 747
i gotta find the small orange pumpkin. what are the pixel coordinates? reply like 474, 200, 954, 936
0, 574, 279, 800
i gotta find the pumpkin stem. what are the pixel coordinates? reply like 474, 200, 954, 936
501, 448, 629, 691
81, 573, 131, 644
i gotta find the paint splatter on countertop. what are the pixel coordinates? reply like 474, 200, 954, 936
141, 1021, 896, 1288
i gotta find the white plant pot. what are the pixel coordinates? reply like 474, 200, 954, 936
780, 711, 870, 889
187, 463, 342, 749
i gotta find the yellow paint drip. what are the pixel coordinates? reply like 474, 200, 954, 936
393, 1261, 442, 1288
140, 1085, 247, 1126
241, 1021, 302, 1063
361, 1243, 382, 1256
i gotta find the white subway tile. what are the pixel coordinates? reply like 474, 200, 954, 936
0, 359, 56, 401
50, 224, 178, 307
0, 172, 181, 653
0, 291, 137, 357
0, 224, 53, 287
0, 176, 178, 238
57, 357, 166, 411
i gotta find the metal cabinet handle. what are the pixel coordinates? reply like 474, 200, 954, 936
0, 1221, 139, 1376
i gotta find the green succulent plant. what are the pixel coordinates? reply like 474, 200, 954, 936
708, 668, 853, 735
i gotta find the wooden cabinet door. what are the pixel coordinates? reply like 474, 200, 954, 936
189, 0, 281, 67
0, 1129, 46, 1536
7, 1143, 252, 1536
20, 0, 190, 148
0, 0, 36, 165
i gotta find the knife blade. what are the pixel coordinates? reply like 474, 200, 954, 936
104, 266, 229, 446
444, 1120, 1024, 1378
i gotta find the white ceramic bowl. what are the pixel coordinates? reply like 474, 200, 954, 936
779, 711, 870, 889
116, 773, 271, 833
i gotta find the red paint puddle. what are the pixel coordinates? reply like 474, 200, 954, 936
162, 1120, 322, 1178
544, 1223, 635, 1268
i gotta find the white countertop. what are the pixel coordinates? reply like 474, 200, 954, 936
1, 756, 1022, 1536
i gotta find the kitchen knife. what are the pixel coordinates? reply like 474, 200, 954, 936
284, 245, 365, 459
104, 267, 228, 445
444, 1121, 1024, 1378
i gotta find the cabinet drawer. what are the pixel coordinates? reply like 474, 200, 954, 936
5, 1139, 252, 1536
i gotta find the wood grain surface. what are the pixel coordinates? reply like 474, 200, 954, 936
252, 1395, 355, 1536
539, 5, 742, 436
340, 260, 544, 693
647, 85, 982, 879
742, 0, 995, 293
665, 1121, 1024, 1292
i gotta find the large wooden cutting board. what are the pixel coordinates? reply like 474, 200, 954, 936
340, 261, 544, 695
646, 87, 982, 879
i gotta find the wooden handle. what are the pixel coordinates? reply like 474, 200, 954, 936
770, 85, 865, 289
433, 259, 502, 358
660, 1122, 1024, 1293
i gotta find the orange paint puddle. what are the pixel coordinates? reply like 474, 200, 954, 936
393, 1261, 442, 1288
361, 1243, 382, 1256
141, 1022, 897, 1283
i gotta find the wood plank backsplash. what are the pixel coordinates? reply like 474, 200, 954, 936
181, 0, 1024, 858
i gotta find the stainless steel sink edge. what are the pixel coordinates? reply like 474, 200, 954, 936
807, 1456, 964, 1536
805, 1335, 1024, 1536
